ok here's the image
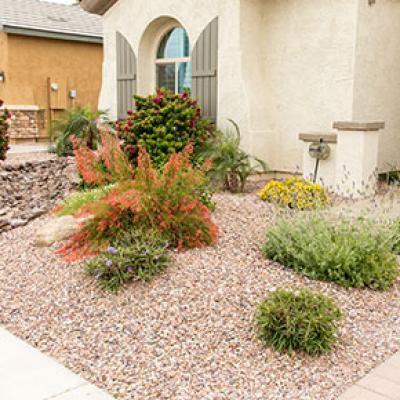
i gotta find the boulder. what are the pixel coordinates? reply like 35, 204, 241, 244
33, 215, 89, 247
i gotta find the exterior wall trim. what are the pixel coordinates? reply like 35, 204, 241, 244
1, 25, 103, 44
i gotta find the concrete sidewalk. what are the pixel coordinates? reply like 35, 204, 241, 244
339, 352, 400, 400
0, 326, 115, 400
8, 143, 49, 154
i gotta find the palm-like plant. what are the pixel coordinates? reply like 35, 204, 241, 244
200, 119, 268, 192
49, 105, 106, 157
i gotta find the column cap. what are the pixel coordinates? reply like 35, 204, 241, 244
299, 132, 337, 143
333, 121, 385, 131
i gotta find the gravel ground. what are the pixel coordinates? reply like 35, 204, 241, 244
0, 191, 399, 400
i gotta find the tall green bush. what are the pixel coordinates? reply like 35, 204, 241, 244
0, 100, 10, 160
263, 214, 399, 290
116, 89, 213, 168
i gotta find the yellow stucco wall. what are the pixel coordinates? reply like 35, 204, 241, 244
0, 32, 102, 140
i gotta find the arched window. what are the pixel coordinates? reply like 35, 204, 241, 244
156, 27, 191, 93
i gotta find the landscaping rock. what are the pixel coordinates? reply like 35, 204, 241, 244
33, 215, 85, 247
0, 157, 77, 233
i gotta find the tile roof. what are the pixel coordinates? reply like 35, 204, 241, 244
0, 0, 102, 40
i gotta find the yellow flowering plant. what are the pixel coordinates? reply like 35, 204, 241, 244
259, 176, 329, 210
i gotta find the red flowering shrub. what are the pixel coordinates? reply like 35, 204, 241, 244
58, 143, 218, 261
116, 89, 214, 168
0, 100, 11, 160
72, 132, 134, 186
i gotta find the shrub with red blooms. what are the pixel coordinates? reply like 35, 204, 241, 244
116, 89, 214, 168
57, 143, 218, 261
0, 100, 11, 160
72, 131, 134, 186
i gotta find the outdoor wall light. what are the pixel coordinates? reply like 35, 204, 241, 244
0, 71, 5, 82
69, 89, 77, 99
50, 82, 59, 91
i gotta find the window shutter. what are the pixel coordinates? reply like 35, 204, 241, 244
191, 17, 218, 122
116, 31, 137, 119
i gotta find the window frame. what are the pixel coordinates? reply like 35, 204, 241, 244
155, 28, 191, 94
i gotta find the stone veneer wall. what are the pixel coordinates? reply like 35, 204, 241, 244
0, 157, 77, 232
7, 107, 41, 142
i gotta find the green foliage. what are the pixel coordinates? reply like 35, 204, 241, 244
263, 214, 399, 290
199, 119, 267, 192
55, 185, 114, 216
388, 219, 400, 255
49, 105, 106, 157
116, 88, 213, 168
85, 229, 170, 291
0, 100, 10, 160
256, 288, 342, 355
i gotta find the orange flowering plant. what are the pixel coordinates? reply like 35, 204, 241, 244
57, 137, 218, 261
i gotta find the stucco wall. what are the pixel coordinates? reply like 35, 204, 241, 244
240, 0, 359, 171
352, 0, 400, 171
0, 34, 103, 140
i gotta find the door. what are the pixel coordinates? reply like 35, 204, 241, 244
191, 17, 218, 122
116, 31, 137, 118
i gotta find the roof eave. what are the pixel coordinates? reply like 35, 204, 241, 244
1, 25, 103, 44
80, 0, 118, 15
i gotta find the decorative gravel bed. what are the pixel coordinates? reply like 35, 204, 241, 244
0, 191, 399, 399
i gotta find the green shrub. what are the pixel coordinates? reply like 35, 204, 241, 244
85, 229, 170, 291
256, 288, 342, 355
55, 185, 114, 216
263, 214, 398, 290
116, 89, 213, 168
49, 105, 106, 157
198, 119, 267, 192
0, 100, 10, 160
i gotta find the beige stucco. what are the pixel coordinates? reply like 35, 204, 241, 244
98, 0, 399, 173
0, 32, 103, 140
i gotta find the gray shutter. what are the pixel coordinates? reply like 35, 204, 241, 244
192, 17, 218, 122
116, 31, 137, 119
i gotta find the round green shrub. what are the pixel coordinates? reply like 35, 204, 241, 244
116, 89, 214, 168
263, 214, 399, 290
256, 288, 343, 355
85, 229, 170, 292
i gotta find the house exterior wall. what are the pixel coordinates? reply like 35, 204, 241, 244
0, 33, 103, 142
352, 0, 400, 171
99, 0, 398, 173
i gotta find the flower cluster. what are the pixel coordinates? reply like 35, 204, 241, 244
116, 88, 213, 168
72, 132, 134, 186
0, 99, 11, 160
259, 177, 329, 210
85, 229, 170, 291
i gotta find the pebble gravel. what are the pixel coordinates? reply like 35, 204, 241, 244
0, 191, 399, 400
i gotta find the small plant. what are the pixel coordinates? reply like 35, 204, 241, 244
263, 214, 399, 290
0, 100, 11, 160
116, 89, 213, 168
49, 105, 106, 157
256, 288, 342, 355
54, 185, 114, 216
259, 177, 329, 210
85, 229, 170, 291
199, 119, 267, 192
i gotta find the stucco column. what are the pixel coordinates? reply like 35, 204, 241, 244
333, 121, 385, 198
